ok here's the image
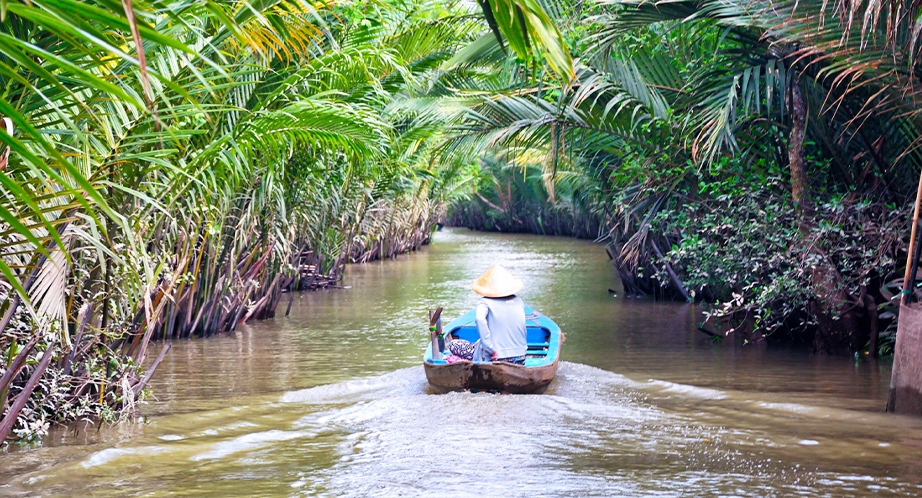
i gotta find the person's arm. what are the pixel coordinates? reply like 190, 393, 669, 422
475, 302, 495, 356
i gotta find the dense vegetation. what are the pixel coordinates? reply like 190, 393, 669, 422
446, 0, 922, 356
0, 0, 486, 442
2, 0, 921, 442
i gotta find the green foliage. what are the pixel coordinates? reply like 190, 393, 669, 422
657, 183, 904, 338
652, 174, 807, 333
0, 0, 489, 440
443, 0, 921, 352
448, 155, 601, 237
5, 0, 922, 438
476, 0, 575, 81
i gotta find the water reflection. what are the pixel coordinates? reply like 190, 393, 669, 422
1, 228, 921, 496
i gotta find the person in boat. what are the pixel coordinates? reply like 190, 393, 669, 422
447, 265, 528, 365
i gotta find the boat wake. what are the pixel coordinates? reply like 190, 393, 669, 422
9, 362, 920, 497
265, 362, 916, 496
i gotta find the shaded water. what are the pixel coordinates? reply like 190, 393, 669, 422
3, 228, 922, 496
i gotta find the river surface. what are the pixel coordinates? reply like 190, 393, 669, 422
2, 228, 922, 496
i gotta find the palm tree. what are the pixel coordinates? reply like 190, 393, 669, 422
434, 0, 921, 350
0, 0, 486, 440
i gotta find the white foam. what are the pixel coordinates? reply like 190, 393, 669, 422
837, 475, 875, 482
218, 421, 259, 431
756, 402, 813, 414
192, 429, 312, 461
82, 446, 166, 468
798, 439, 819, 446
556, 362, 643, 388
646, 380, 728, 400
280, 367, 428, 404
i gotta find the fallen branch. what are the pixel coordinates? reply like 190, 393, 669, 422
475, 192, 505, 213
0, 334, 40, 407
132, 343, 171, 398
0, 340, 56, 443
650, 239, 691, 301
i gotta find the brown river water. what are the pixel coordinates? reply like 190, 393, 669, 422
2, 228, 922, 496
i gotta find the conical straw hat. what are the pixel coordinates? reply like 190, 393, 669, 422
472, 265, 523, 298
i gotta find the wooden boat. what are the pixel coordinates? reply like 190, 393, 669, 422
423, 306, 561, 394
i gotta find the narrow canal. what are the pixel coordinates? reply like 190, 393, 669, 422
2, 228, 921, 496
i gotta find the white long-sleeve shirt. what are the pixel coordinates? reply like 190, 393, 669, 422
475, 296, 527, 359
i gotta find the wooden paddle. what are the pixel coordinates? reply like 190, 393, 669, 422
902, 167, 922, 305
428, 307, 443, 360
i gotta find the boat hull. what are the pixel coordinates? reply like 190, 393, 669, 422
423, 306, 561, 394
424, 358, 558, 394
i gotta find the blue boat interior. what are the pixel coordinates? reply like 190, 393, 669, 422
424, 306, 560, 367
449, 326, 550, 351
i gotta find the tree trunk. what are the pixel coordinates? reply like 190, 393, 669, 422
861, 285, 879, 358
788, 80, 863, 354
788, 83, 810, 218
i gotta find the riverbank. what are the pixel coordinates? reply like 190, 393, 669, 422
0, 214, 440, 446
0, 0, 480, 445
449, 180, 908, 357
